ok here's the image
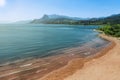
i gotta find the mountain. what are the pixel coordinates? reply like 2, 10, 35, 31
31, 14, 120, 25
31, 14, 89, 24
42, 14, 88, 20
72, 13, 120, 25
103, 14, 120, 24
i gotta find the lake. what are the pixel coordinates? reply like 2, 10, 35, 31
0, 24, 109, 65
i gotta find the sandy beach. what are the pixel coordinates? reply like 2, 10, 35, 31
38, 34, 120, 80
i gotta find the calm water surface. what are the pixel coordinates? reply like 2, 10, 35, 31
0, 24, 108, 64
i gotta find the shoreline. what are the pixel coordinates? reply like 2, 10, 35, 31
38, 34, 116, 80
64, 34, 120, 80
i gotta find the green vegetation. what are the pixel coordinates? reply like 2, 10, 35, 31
98, 24, 120, 37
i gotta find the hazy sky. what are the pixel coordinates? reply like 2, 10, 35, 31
0, 0, 120, 22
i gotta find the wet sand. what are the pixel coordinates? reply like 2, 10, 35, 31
0, 43, 105, 80
0, 35, 109, 80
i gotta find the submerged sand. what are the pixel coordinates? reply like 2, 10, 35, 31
0, 36, 106, 80
37, 34, 120, 80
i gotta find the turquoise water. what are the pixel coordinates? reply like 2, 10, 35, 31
0, 24, 108, 64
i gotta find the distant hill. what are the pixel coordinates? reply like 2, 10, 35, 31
31, 14, 89, 24
103, 14, 120, 24
79, 14, 120, 25
31, 14, 120, 25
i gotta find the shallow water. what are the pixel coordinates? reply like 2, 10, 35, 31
0, 24, 108, 64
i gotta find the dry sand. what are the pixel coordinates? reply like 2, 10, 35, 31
39, 34, 120, 80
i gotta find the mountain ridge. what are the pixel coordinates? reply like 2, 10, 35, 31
30, 13, 120, 25
31, 14, 90, 24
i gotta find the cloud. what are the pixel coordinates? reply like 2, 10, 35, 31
0, 0, 6, 7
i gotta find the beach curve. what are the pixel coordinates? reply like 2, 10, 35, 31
64, 35, 120, 80
38, 34, 117, 80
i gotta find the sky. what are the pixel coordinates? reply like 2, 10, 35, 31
0, 0, 120, 22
